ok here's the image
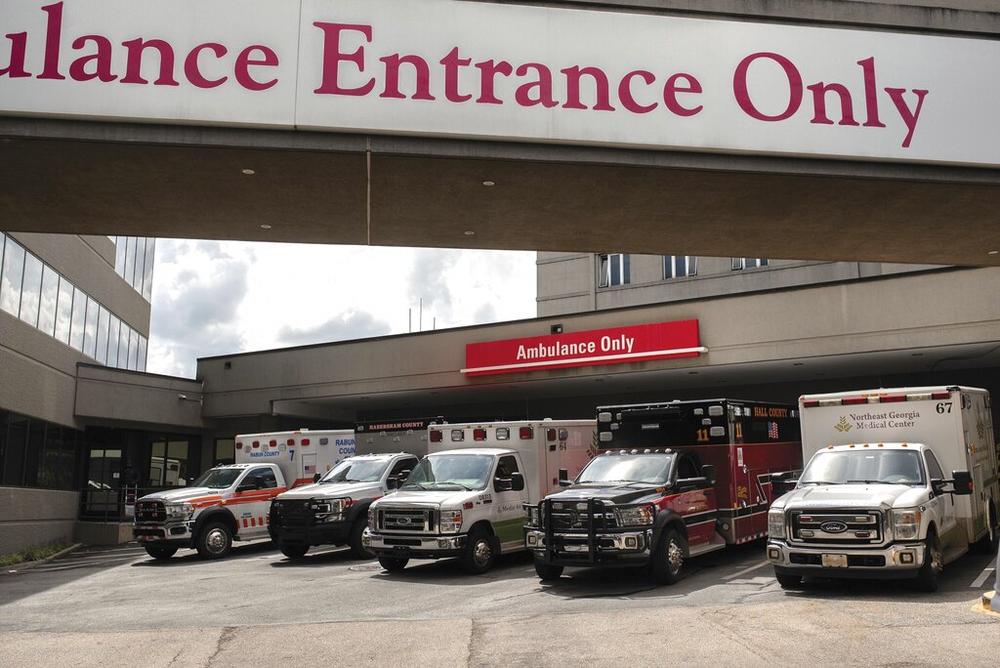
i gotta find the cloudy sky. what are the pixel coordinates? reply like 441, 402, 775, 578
146, 241, 537, 378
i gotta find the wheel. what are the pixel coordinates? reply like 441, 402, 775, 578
534, 560, 564, 581
280, 544, 309, 559
973, 502, 999, 554
378, 556, 409, 572
914, 531, 942, 593
774, 570, 802, 590
650, 528, 688, 585
348, 519, 374, 559
195, 521, 233, 559
460, 528, 498, 574
143, 544, 177, 560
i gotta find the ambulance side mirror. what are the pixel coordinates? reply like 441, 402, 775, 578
558, 469, 571, 487
313, 473, 321, 483
510, 472, 525, 492
950, 471, 974, 495
701, 465, 716, 486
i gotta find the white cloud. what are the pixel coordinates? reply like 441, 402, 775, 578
148, 241, 536, 377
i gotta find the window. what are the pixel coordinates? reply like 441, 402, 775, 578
389, 457, 418, 478
83, 297, 99, 358
69, 288, 87, 351
925, 451, 944, 481
95, 306, 110, 365
107, 316, 120, 367
663, 255, 697, 280
137, 335, 147, 372
142, 239, 156, 301
133, 238, 146, 290
148, 439, 190, 487
494, 455, 520, 491
123, 236, 136, 286
731, 257, 769, 271
37, 265, 59, 336
18, 252, 43, 327
0, 236, 25, 316
214, 438, 235, 466
597, 253, 630, 288
54, 277, 74, 343
247, 467, 277, 489
677, 455, 701, 479
119, 324, 132, 368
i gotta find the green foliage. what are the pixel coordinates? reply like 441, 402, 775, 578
0, 543, 71, 567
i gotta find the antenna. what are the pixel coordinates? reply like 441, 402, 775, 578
408, 307, 412, 333
419, 298, 423, 332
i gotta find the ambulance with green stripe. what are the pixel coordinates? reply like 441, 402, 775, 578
364, 420, 594, 574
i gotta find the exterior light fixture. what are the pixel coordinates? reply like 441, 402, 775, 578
464, 230, 475, 236
260, 224, 272, 230
482, 180, 496, 187
241, 169, 256, 175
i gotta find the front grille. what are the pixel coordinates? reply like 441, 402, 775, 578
136, 501, 166, 523
377, 508, 436, 533
790, 510, 883, 545
272, 500, 314, 528
545, 500, 618, 532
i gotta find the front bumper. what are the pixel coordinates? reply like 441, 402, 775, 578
269, 521, 350, 547
526, 528, 653, 566
767, 540, 925, 578
133, 521, 195, 546
363, 530, 467, 559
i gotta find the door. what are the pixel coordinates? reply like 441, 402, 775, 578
83, 447, 122, 519
232, 467, 279, 538
492, 455, 528, 552
924, 450, 961, 547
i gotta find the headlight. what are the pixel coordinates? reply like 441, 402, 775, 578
893, 508, 922, 540
614, 504, 655, 527
768, 508, 786, 539
524, 505, 540, 528
311, 497, 351, 519
165, 502, 193, 519
440, 509, 463, 533
368, 506, 377, 530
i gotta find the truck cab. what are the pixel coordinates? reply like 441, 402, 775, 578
269, 453, 419, 559
134, 463, 286, 560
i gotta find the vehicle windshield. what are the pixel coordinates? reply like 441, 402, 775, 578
800, 450, 925, 486
401, 454, 494, 491
190, 468, 243, 489
577, 454, 674, 485
320, 457, 392, 483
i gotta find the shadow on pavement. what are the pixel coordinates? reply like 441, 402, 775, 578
367, 551, 536, 586
130, 539, 276, 567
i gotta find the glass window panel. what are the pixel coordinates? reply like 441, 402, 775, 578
107, 316, 120, 367
127, 329, 139, 370
137, 335, 147, 372
123, 236, 137, 287
148, 441, 166, 486
214, 439, 235, 466
18, 252, 43, 327
142, 239, 155, 301
54, 277, 74, 343
37, 265, 59, 336
166, 441, 189, 486
0, 236, 25, 316
597, 254, 610, 288
622, 254, 630, 285
114, 237, 127, 275
610, 254, 621, 286
69, 289, 87, 351
83, 298, 99, 358
760, 258, 769, 267
132, 238, 146, 289
95, 306, 110, 365
118, 324, 131, 369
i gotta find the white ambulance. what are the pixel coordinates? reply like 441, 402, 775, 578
364, 420, 595, 574
133, 429, 354, 560
767, 386, 998, 591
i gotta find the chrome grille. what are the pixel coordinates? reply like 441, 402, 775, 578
136, 501, 165, 523
378, 508, 435, 533
790, 510, 883, 545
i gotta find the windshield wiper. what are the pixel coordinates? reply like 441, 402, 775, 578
846, 479, 895, 485
401, 481, 429, 490
801, 480, 843, 485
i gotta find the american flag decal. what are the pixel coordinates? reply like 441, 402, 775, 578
768, 421, 779, 439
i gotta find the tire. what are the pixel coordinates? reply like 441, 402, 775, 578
973, 502, 999, 554
534, 561, 564, 581
280, 544, 309, 559
348, 519, 374, 559
914, 531, 942, 593
650, 527, 688, 585
775, 570, 802, 590
195, 521, 233, 560
378, 556, 409, 572
460, 527, 498, 575
143, 544, 178, 560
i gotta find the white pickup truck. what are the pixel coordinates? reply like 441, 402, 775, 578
767, 386, 998, 591
363, 420, 594, 574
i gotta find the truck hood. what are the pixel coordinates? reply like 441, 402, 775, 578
373, 489, 476, 508
137, 487, 221, 503
777, 484, 928, 511
545, 483, 659, 505
276, 481, 381, 501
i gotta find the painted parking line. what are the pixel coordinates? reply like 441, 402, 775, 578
723, 560, 770, 581
970, 566, 995, 589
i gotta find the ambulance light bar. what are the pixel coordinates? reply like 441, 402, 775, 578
802, 390, 953, 408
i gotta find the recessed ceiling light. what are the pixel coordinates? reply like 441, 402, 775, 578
260, 224, 272, 230
464, 230, 475, 236
241, 169, 256, 176
989, 250, 999, 256
482, 180, 496, 187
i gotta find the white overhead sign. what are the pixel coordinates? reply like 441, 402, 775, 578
2, 0, 1000, 167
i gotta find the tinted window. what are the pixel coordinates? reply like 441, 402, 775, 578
389, 457, 418, 477
69, 289, 87, 351
925, 451, 945, 480
494, 455, 520, 491
54, 277, 74, 344
37, 265, 59, 336
677, 455, 701, 479
0, 237, 25, 316
18, 252, 43, 327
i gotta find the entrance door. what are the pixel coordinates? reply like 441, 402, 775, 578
83, 447, 122, 519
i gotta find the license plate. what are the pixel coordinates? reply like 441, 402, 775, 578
822, 553, 849, 568
392, 546, 410, 555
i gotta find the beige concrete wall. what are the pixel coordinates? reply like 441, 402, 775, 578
0, 487, 79, 555
74, 366, 205, 429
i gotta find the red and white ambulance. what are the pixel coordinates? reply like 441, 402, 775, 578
133, 428, 354, 560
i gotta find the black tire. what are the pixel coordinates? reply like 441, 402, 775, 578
534, 561, 564, 581
378, 556, 409, 572
650, 527, 688, 585
973, 502, 999, 554
460, 527, 498, 575
348, 519, 374, 559
195, 521, 233, 560
143, 544, 178, 560
775, 570, 802, 590
280, 544, 309, 559
914, 531, 942, 593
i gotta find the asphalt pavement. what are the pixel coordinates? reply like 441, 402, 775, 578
1, 540, 997, 666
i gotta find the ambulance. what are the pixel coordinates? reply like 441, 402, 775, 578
133, 428, 354, 560
767, 386, 998, 591
354, 417, 445, 458
364, 420, 595, 574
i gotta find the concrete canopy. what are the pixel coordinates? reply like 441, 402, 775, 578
3, 119, 1000, 267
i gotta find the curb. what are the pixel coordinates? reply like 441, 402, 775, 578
2, 543, 82, 574
983, 590, 996, 611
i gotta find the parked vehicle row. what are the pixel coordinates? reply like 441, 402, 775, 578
132, 385, 999, 596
